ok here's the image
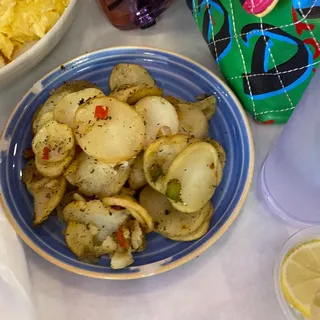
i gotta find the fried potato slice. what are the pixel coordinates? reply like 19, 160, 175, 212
35, 146, 75, 178
165, 95, 216, 120
128, 153, 147, 190
32, 109, 54, 135
74, 97, 145, 163
109, 85, 146, 102
63, 199, 130, 242
22, 160, 51, 195
53, 81, 99, 96
109, 63, 156, 91
176, 104, 208, 139
168, 207, 214, 241
32, 80, 97, 134
65, 152, 131, 197
203, 138, 226, 185
139, 185, 212, 237
102, 194, 153, 233
55, 191, 86, 222
188, 96, 216, 120
204, 138, 227, 170
65, 221, 94, 257
110, 251, 134, 269
53, 88, 105, 128
164, 96, 188, 106
33, 176, 67, 225
65, 222, 118, 259
127, 87, 163, 105
32, 120, 75, 163
130, 220, 144, 250
135, 96, 179, 147
164, 142, 221, 213
120, 187, 136, 196
143, 135, 197, 193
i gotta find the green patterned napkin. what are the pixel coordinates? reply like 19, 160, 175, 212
188, 0, 320, 123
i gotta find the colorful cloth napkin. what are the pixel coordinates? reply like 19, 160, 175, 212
187, 0, 320, 123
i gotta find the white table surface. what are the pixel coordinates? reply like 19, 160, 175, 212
0, 1, 297, 319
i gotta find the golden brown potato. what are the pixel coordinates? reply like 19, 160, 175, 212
32, 121, 75, 163
139, 185, 213, 238
33, 176, 67, 225
32, 80, 98, 134
176, 104, 208, 139
35, 147, 75, 178
168, 209, 213, 241
109, 64, 156, 91
63, 199, 130, 242
74, 97, 145, 163
135, 96, 179, 147
102, 194, 153, 233
164, 96, 187, 106
65, 152, 131, 197
128, 153, 147, 190
143, 135, 197, 194
109, 85, 145, 102
164, 142, 221, 213
22, 160, 50, 195
53, 88, 105, 128
127, 87, 163, 105
204, 138, 227, 170
65, 221, 118, 259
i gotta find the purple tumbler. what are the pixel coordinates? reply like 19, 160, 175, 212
99, 0, 171, 30
258, 70, 320, 228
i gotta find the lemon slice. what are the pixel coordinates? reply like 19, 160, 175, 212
281, 239, 320, 317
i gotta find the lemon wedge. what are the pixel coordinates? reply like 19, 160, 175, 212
281, 239, 320, 318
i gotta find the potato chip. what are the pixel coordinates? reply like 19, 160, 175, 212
0, 0, 70, 61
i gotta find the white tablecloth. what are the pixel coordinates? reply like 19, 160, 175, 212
0, 1, 296, 319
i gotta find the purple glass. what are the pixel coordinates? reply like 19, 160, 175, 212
258, 70, 320, 228
99, 0, 172, 30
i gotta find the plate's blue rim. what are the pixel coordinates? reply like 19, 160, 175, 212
0, 46, 254, 280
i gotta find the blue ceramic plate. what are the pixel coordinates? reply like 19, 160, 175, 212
0, 47, 254, 279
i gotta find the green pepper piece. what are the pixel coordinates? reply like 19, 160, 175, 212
150, 164, 163, 182
166, 179, 182, 203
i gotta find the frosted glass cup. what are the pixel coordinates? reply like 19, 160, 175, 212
259, 71, 320, 227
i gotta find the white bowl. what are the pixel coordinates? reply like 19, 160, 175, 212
0, 0, 78, 88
